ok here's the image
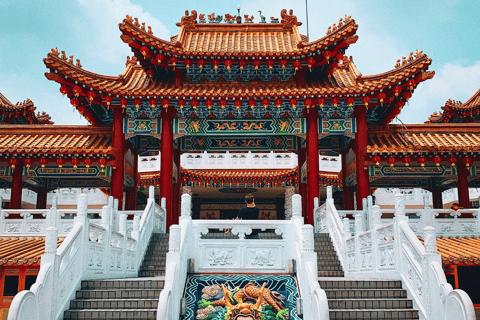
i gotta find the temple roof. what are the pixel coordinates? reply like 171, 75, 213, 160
0, 93, 53, 125
0, 237, 63, 266
367, 124, 480, 154
44, 50, 432, 98
120, 11, 357, 57
420, 237, 480, 266
0, 125, 113, 155
428, 88, 480, 123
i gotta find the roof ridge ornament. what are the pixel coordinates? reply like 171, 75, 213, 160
280, 9, 302, 28
177, 10, 198, 28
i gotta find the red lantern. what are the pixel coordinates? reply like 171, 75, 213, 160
149, 98, 158, 108
396, 101, 405, 109
197, 59, 206, 71
70, 98, 79, 107
448, 156, 457, 166
274, 98, 283, 109
335, 53, 344, 61
377, 92, 386, 104
7, 158, 17, 169
406, 79, 416, 91
293, 60, 301, 74
402, 156, 411, 167
178, 99, 186, 110
184, 59, 192, 69
303, 98, 313, 110
219, 99, 228, 109
392, 86, 402, 97
156, 53, 165, 64
139, 46, 150, 58
224, 60, 233, 71
248, 99, 257, 110
318, 97, 326, 107
104, 95, 113, 107
232, 99, 242, 110
261, 98, 270, 109
39, 158, 48, 168
325, 69, 334, 77
329, 62, 338, 69
417, 156, 427, 167
56, 158, 65, 168
190, 99, 199, 109
391, 108, 401, 116
161, 98, 171, 109
72, 85, 83, 98
133, 98, 142, 108
362, 96, 371, 108
372, 155, 381, 166
60, 86, 70, 96
322, 50, 331, 61
279, 59, 288, 72
84, 158, 93, 168
238, 60, 246, 73
212, 59, 220, 72
331, 97, 340, 107
24, 158, 33, 168
462, 156, 473, 167
87, 90, 96, 103
289, 98, 298, 110
120, 98, 128, 108
307, 57, 315, 71
252, 60, 261, 70
387, 157, 396, 167
346, 97, 355, 107
71, 158, 80, 168
266, 60, 275, 70
205, 99, 214, 110
433, 156, 442, 166
146, 69, 155, 78
403, 91, 412, 101
98, 158, 108, 172
169, 56, 178, 70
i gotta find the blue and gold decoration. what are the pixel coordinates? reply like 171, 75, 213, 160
320, 118, 356, 135
181, 136, 297, 151
182, 274, 301, 320
124, 118, 161, 135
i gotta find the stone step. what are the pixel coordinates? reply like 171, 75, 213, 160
319, 279, 403, 290
81, 279, 164, 290
76, 289, 162, 300
317, 265, 343, 271
63, 309, 157, 319
329, 309, 419, 319
70, 298, 158, 310
325, 289, 408, 299
318, 271, 345, 277
139, 271, 165, 277
328, 298, 413, 310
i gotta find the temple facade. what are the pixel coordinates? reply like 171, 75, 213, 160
1, 9, 480, 320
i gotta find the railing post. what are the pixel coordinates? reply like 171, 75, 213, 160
119, 213, 127, 236
354, 213, 364, 234
149, 185, 155, 200
292, 194, 302, 219
301, 225, 314, 252
393, 193, 407, 274
75, 193, 90, 275
423, 226, 438, 319
326, 186, 333, 200
313, 197, 319, 232
354, 213, 362, 271
101, 205, 112, 275
113, 198, 119, 227
342, 217, 351, 237
366, 195, 373, 230
371, 205, 382, 228
180, 194, 192, 220
131, 215, 140, 240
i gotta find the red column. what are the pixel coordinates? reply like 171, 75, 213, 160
10, 162, 24, 209
457, 162, 470, 208
342, 151, 354, 210
36, 187, 48, 209
160, 106, 174, 228
297, 142, 307, 222
431, 187, 444, 209
172, 148, 181, 225
306, 106, 319, 225
111, 107, 125, 209
355, 105, 370, 210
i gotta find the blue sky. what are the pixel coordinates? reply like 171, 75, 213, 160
0, 0, 479, 125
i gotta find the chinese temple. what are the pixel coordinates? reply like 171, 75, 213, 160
1, 8, 480, 320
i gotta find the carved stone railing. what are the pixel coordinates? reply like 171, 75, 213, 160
138, 154, 161, 172
7, 186, 166, 320
158, 193, 328, 320
344, 194, 475, 320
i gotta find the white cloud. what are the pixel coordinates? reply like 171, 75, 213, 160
74, 0, 171, 75
399, 61, 480, 124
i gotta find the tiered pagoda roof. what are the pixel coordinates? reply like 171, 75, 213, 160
427, 88, 480, 123
43, 10, 434, 125
367, 124, 480, 155
0, 93, 53, 125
